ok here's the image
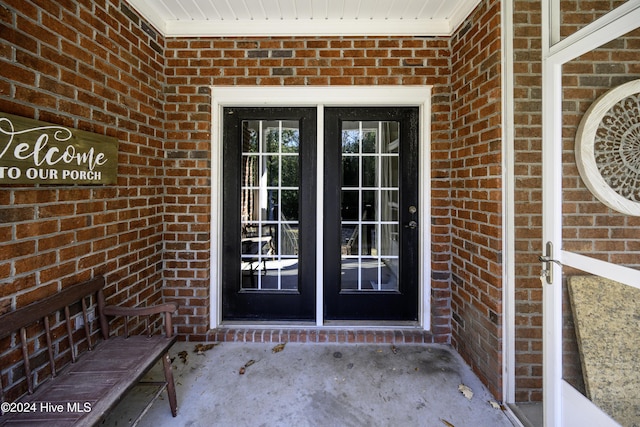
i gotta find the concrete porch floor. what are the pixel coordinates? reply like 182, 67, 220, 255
102, 341, 519, 427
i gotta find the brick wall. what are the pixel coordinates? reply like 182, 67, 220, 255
449, 0, 503, 399
162, 0, 504, 400
512, 0, 637, 403
560, 27, 640, 394
161, 35, 455, 340
0, 0, 511, 404
559, 0, 628, 38
561, 32, 640, 265
0, 0, 165, 396
513, 0, 544, 403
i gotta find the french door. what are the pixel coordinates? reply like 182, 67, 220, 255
221, 106, 419, 322
323, 107, 419, 321
222, 107, 317, 320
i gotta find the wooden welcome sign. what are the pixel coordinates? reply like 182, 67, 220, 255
0, 112, 118, 185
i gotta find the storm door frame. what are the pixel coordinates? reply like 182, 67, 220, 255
210, 85, 432, 328
541, 2, 640, 425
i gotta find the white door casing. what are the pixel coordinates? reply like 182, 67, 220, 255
210, 86, 432, 328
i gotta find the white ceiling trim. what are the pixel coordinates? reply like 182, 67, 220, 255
163, 18, 451, 37
125, 0, 482, 37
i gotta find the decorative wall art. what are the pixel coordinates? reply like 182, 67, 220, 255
575, 79, 640, 216
0, 112, 118, 185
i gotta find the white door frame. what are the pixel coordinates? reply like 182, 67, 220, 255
502, 0, 516, 405
209, 85, 432, 328
541, 2, 640, 426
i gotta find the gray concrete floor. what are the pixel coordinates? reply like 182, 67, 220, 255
102, 341, 519, 427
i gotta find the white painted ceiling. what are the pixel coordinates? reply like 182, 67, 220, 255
126, 0, 482, 37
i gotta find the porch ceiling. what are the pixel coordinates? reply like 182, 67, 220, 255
125, 0, 481, 37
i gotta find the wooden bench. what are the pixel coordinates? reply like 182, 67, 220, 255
0, 276, 178, 426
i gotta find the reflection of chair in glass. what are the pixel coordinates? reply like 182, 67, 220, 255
342, 225, 357, 255
241, 225, 273, 287
279, 221, 298, 256
341, 208, 372, 255
241, 218, 299, 289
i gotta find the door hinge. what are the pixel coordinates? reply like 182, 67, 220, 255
539, 241, 562, 285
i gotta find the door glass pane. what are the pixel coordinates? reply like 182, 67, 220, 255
342, 157, 359, 187
340, 120, 400, 292
380, 190, 398, 221
362, 157, 377, 187
560, 0, 629, 41
281, 156, 299, 187
561, 270, 640, 426
382, 156, 399, 188
561, 28, 640, 425
262, 121, 281, 153
281, 190, 299, 221
362, 190, 377, 221
240, 120, 300, 291
342, 125, 360, 153
362, 122, 378, 153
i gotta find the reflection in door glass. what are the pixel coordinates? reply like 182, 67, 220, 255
240, 120, 300, 291
559, 32, 640, 425
340, 121, 400, 292
559, 0, 630, 41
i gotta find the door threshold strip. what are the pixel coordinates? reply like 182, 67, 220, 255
202, 327, 439, 344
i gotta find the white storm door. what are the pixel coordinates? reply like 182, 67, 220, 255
542, 2, 640, 426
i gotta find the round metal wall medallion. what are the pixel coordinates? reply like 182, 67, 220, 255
575, 79, 640, 216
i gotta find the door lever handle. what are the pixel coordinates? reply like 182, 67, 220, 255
538, 255, 562, 266
404, 220, 418, 229
539, 241, 562, 285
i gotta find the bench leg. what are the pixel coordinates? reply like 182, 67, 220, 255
162, 352, 178, 417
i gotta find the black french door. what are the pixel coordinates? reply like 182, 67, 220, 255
222, 106, 419, 322
323, 107, 419, 321
222, 107, 316, 320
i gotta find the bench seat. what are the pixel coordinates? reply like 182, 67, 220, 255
0, 276, 178, 426
2, 335, 176, 426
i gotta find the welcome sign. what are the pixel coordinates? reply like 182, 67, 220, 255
0, 113, 118, 185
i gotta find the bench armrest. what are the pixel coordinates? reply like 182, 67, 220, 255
102, 302, 179, 338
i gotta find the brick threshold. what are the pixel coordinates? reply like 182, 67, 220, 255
195, 327, 441, 344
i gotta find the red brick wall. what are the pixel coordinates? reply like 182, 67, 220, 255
162, 0, 504, 399
560, 28, 640, 395
0, 0, 165, 394
161, 35, 455, 340
561, 35, 640, 265
512, 0, 636, 403
560, 0, 628, 38
0, 0, 510, 403
512, 0, 544, 403
449, 0, 503, 399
